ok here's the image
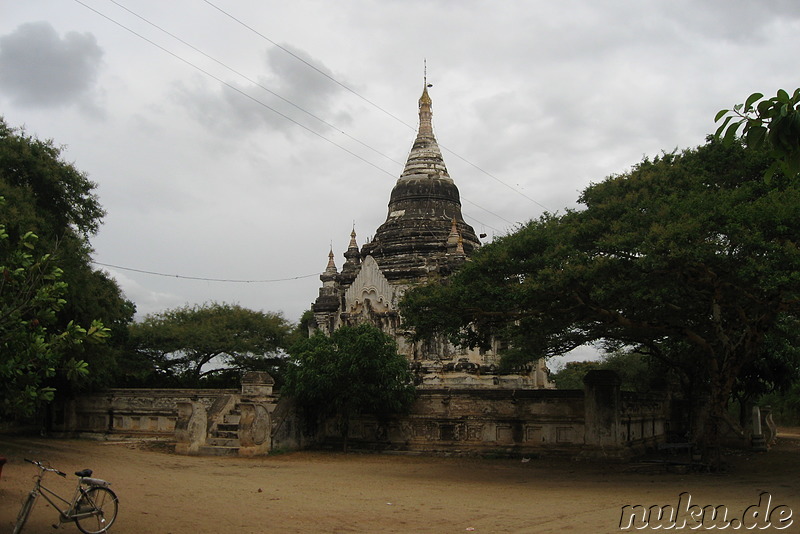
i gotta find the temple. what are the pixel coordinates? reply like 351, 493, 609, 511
310, 82, 552, 389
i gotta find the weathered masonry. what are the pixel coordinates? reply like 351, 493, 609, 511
310, 82, 552, 389
50, 372, 305, 455
50, 371, 672, 459
315, 370, 670, 458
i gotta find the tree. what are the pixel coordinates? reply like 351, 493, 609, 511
127, 302, 292, 387
283, 323, 416, 452
550, 351, 675, 393
401, 139, 800, 467
0, 118, 105, 238
0, 117, 135, 395
729, 316, 800, 426
550, 361, 600, 389
0, 201, 110, 418
715, 88, 800, 179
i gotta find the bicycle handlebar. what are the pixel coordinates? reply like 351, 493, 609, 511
24, 458, 67, 478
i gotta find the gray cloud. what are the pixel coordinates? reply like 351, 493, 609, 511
3, 0, 799, 323
260, 44, 344, 113
173, 43, 348, 135
0, 22, 103, 108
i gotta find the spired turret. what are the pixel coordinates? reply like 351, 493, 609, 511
361, 84, 480, 281
311, 249, 340, 334
307, 78, 553, 390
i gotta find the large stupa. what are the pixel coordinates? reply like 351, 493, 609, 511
310, 82, 552, 389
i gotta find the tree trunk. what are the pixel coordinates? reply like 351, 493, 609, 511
698, 399, 724, 470
697, 364, 739, 470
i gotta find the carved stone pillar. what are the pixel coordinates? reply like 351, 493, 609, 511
175, 401, 207, 455
583, 370, 622, 449
761, 405, 778, 446
238, 402, 271, 456
751, 405, 767, 452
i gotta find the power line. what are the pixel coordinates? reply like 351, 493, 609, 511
76, 0, 513, 231
73, 0, 397, 179
202, 0, 417, 132
203, 0, 551, 213
443, 148, 551, 212
93, 261, 320, 283
108, 0, 406, 169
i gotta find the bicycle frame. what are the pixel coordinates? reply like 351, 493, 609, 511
15, 459, 117, 534
24, 462, 104, 523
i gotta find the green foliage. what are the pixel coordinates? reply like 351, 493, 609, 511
401, 139, 800, 461
551, 351, 669, 392
283, 323, 416, 451
0, 204, 110, 418
126, 302, 292, 387
759, 382, 800, 426
550, 361, 600, 389
294, 309, 316, 341
0, 118, 105, 237
0, 117, 135, 398
731, 315, 800, 408
715, 88, 800, 179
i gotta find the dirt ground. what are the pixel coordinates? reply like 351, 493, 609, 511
1, 432, 799, 534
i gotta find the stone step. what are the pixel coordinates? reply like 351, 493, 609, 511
214, 430, 238, 439
198, 445, 240, 457
206, 437, 240, 447
223, 413, 241, 425
217, 423, 239, 433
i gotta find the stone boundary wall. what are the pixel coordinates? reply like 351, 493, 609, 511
620, 391, 670, 447
317, 372, 671, 458
49, 371, 671, 458
330, 389, 588, 456
50, 388, 237, 438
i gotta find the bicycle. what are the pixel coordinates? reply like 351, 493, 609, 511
13, 458, 118, 534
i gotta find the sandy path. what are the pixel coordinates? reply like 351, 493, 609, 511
1, 432, 799, 533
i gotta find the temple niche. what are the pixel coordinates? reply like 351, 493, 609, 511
310, 82, 553, 389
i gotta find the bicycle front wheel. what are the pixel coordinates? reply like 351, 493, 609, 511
12, 491, 37, 534
74, 486, 119, 534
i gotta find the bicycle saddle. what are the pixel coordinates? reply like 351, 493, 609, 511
75, 469, 93, 477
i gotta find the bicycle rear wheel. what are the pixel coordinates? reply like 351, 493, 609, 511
12, 491, 37, 534
74, 486, 119, 534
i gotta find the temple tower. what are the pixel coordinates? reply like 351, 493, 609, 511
311, 81, 553, 389
361, 84, 479, 281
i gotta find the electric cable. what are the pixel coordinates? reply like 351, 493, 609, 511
74, 0, 397, 179
203, 0, 552, 212
92, 261, 320, 283
76, 0, 513, 230
108, 0, 406, 169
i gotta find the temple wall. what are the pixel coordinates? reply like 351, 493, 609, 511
316, 374, 671, 459
49, 388, 238, 438
50, 372, 670, 458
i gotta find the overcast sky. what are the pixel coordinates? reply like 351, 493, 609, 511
2, 1, 799, 333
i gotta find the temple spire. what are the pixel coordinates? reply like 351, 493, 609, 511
418, 63, 433, 138
343, 227, 361, 272
324, 248, 337, 275
360, 72, 481, 280
348, 227, 358, 250
398, 65, 449, 182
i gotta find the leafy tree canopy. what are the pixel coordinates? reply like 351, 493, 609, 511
0, 117, 132, 411
401, 139, 800, 463
126, 302, 292, 387
283, 323, 416, 451
715, 88, 800, 179
0, 199, 110, 418
0, 118, 104, 237
550, 351, 675, 393
550, 361, 601, 390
